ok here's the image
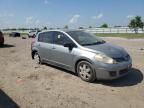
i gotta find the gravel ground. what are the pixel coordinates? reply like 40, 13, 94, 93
0, 36, 144, 108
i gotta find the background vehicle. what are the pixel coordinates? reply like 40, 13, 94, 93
28, 30, 40, 38
0, 31, 4, 45
31, 30, 132, 82
9, 32, 20, 37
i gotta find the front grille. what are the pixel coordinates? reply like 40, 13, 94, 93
109, 71, 117, 77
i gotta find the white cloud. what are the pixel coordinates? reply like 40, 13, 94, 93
35, 19, 40, 25
97, 13, 103, 19
0, 13, 14, 17
25, 16, 34, 24
92, 13, 103, 19
127, 15, 134, 19
44, 0, 49, 4
46, 22, 52, 25
69, 14, 80, 24
8, 13, 14, 17
25, 16, 42, 27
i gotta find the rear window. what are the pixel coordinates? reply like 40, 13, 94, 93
38, 32, 53, 43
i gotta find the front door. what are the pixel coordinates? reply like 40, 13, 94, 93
51, 31, 76, 69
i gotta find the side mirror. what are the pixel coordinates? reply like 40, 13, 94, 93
64, 43, 75, 50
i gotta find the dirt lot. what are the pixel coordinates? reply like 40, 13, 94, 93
0, 36, 144, 108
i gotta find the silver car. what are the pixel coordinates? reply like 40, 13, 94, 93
28, 30, 40, 38
31, 30, 132, 82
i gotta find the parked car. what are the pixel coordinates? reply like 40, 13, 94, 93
9, 32, 20, 37
28, 30, 40, 38
31, 30, 132, 82
0, 31, 4, 45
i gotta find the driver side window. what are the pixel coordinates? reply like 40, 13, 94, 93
53, 31, 73, 46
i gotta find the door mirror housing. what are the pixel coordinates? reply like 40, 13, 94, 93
64, 43, 75, 50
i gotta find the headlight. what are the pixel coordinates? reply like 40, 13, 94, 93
94, 53, 116, 64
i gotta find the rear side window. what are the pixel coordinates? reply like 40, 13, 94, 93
38, 32, 53, 43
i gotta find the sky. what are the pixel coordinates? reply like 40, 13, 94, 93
0, 0, 144, 29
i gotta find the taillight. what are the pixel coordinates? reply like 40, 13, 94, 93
31, 39, 35, 49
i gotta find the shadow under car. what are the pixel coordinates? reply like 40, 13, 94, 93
41, 63, 143, 87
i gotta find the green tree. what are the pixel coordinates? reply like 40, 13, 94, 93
140, 21, 144, 31
128, 16, 144, 33
43, 26, 47, 30
79, 26, 84, 29
11, 28, 17, 31
100, 23, 108, 28
89, 26, 92, 29
64, 25, 69, 29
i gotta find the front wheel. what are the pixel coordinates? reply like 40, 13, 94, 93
77, 61, 96, 82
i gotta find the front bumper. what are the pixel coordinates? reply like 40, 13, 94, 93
94, 60, 132, 80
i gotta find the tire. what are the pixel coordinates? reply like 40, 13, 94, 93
77, 61, 96, 82
33, 52, 41, 64
0, 43, 4, 47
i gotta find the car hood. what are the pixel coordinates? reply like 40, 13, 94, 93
84, 43, 128, 58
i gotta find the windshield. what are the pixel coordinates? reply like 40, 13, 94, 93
66, 31, 105, 46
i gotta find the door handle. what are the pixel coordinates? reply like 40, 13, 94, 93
52, 47, 56, 49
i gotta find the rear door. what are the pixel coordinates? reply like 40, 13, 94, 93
37, 31, 54, 61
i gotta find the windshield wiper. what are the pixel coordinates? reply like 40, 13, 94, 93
95, 41, 106, 44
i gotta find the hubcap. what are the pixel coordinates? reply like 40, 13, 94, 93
34, 54, 40, 64
79, 63, 92, 80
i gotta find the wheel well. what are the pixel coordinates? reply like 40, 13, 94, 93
32, 50, 37, 59
75, 59, 92, 74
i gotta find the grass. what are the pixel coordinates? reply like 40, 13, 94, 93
95, 33, 144, 39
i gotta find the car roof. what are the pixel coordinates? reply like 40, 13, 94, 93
39, 29, 84, 34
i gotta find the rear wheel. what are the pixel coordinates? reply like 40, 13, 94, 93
33, 52, 41, 64
77, 61, 96, 82
0, 43, 4, 47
